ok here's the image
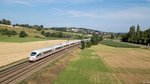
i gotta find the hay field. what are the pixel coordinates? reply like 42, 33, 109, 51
93, 44, 150, 84
0, 40, 66, 67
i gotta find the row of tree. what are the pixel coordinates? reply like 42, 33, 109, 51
0, 19, 11, 25
91, 34, 103, 45
0, 19, 44, 31
81, 40, 92, 49
14, 24, 44, 31
122, 25, 150, 45
41, 31, 89, 39
41, 31, 73, 38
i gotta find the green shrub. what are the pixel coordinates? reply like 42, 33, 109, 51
19, 31, 28, 38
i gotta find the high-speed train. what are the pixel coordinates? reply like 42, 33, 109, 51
29, 40, 81, 61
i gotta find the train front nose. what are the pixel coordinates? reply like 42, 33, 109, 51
29, 52, 37, 61
29, 56, 35, 61
29, 56, 33, 61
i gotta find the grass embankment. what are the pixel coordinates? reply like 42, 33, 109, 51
53, 49, 121, 84
100, 39, 139, 48
0, 24, 46, 42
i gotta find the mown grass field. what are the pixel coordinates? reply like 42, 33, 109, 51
100, 39, 139, 48
53, 49, 121, 84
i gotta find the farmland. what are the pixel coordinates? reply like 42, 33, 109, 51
53, 48, 121, 84
0, 40, 66, 67
53, 44, 150, 84
16, 39, 150, 84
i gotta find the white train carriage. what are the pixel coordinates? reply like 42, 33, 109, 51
29, 46, 54, 61
29, 40, 82, 61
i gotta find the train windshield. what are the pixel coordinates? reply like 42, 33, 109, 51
31, 52, 36, 56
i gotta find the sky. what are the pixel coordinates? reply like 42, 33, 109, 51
0, 0, 150, 32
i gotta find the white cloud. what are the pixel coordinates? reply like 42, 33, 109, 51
9, 0, 32, 6
53, 6, 150, 20
147, 0, 150, 2
67, 10, 99, 18
100, 7, 150, 20
5, 0, 103, 5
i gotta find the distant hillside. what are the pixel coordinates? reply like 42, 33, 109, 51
0, 24, 90, 42
0, 18, 123, 42
49, 27, 101, 34
0, 24, 43, 37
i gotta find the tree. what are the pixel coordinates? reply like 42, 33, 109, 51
136, 24, 141, 43
10, 30, 17, 35
19, 31, 28, 37
122, 25, 150, 45
2, 19, 7, 24
91, 34, 102, 45
86, 41, 91, 48
98, 35, 103, 41
0, 20, 2, 24
81, 41, 85, 49
6, 20, 11, 25
110, 34, 115, 39
2, 29, 11, 37
121, 34, 128, 42
41, 30, 45, 36
58, 32, 63, 38
91, 34, 98, 45
1, 19, 11, 25
0, 29, 18, 36
128, 25, 136, 43
36, 28, 42, 31
45, 32, 50, 37
40, 25, 44, 28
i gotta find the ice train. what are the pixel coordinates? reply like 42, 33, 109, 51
29, 40, 82, 61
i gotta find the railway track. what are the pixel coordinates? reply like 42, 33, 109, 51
0, 44, 80, 84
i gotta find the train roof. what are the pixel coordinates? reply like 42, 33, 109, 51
31, 40, 82, 54
31, 46, 53, 53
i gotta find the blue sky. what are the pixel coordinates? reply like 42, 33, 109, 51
0, 0, 150, 32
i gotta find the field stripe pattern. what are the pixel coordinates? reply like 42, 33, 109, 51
53, 48, 122, 84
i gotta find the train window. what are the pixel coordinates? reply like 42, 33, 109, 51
64, 45, 69, 47
31, 52, 36, 56
37, 53, 41, 57
56, 46, 63, 50
43, 50, 52, 54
